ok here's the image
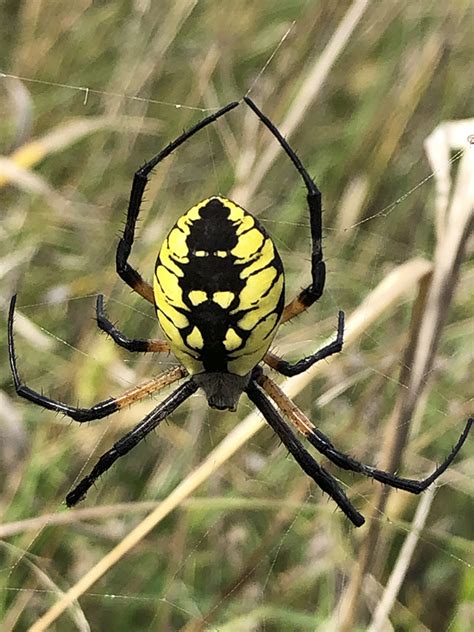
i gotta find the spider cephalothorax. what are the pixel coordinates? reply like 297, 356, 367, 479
8, 96, 472, 525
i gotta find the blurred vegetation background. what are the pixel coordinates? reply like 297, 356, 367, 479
0, 1, 472, 630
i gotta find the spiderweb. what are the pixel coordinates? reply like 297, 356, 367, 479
1, 1, 472, 631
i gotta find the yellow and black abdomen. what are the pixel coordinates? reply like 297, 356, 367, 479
154, 196, 284, 377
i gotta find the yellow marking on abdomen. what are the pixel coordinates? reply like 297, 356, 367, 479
236, 273, 283, 331
187, 326, 204, 350
155, 265, 187, 308
228, 313, 279, 375
236, 266, 278, 310
189, 290, 207, 305
231, 228, 264, 262
167, 227, 189, 261
224, 327, 242, 351
158, 243, 184, 277
240, 238, 274, 279
212, 291, 234, 309
154, 285, 190, 330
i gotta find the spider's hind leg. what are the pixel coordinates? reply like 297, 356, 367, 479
259, 373, 473, 497
246, 378, 365, 527
66, 378, 198, 506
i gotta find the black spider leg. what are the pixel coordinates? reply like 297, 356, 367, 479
259, 373, 473, 496
116, 100, 240, 304
243, 96, 328, 321
307, 416, 473, 494
66, 379, 198, 506
96, 294, 170, 353
8, 295, 185, 421
8, 295, 118, 420
246, 379, 365, 527
266, 311, 344, 376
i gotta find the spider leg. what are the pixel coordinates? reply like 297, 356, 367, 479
246, 379, 365, 527
116, 100, 240, 303
8, 295, 186, 422
96, 294, 170, 353
66, 378, 198, 506
243, 97, 327, 324
259, 373, 473, 494
265, 310, 344, 376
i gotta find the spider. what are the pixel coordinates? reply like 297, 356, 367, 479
8, 97, 472, 526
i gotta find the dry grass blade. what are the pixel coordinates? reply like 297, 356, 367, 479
334, 121, 474, 632
0, 118, 113, 188
424, 119, 474, 235
0, 542, 90, 632
0, 157, 63, 205
367, 486, 436, 632
409, 124, 473, 409
233, 0, 373, 205
2, 304, 53, 351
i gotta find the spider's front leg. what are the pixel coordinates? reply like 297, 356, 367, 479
116, 100, 239, 304
280, 180, 326, 324
243, 96, 328, 325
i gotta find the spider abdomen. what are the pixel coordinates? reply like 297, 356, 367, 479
154, 196, 285, 377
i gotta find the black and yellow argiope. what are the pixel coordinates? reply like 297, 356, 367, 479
8, 97, 472, 526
